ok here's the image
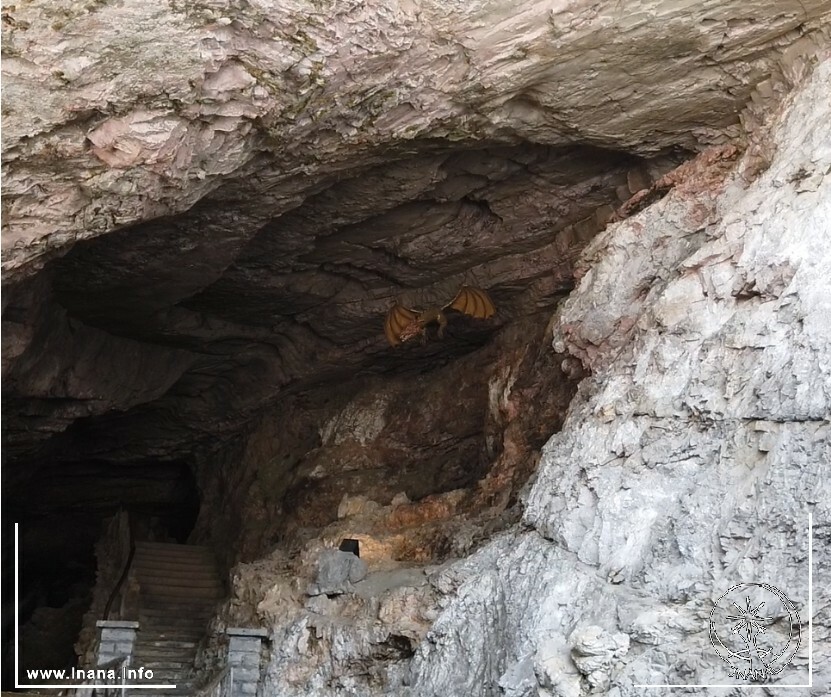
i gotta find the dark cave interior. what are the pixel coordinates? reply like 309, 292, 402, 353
1, 461, 200, 687
1, 140, 680, 687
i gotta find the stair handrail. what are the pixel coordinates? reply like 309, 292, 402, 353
98, 654, 129, 697
103, 510, 136, 620
195, 664, 234, 697
76, 655, 129, 697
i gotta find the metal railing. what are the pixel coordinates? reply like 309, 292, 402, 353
103, 511, 136, 620
196, 665, 234, 697
76, 655, 130, 697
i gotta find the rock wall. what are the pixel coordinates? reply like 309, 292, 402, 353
211, 56, 831, 696
191, 312, 579, 569
408, 57, 831, 696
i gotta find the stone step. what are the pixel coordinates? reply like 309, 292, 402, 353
133, 561, 215, 573
138, 632, 204, 645
138, 618, 213, 629
139, 605, 214, 616
139, 593, 219, 605
133, 647, 196, 670
138, 594, 221, 607
136, 583, 223, 596
134, 575, 223, 589
133, 551, 217, 562
133, 557, 218, 568
125, 542, 225, 695
138, 622, 211, 633
138, 583, 223, 599
134, 638, 200, 649
138, 607, 216, 621
132, 655, 196, 668
132, 656, 197, 667
131, 669, 193, 679
129, 685, 193, 697
134, 574, 219, 591
138, 623, 209, 637
132, 552, 218, 564
136, 581, 222, 594
133, 558, 216, 572
138, 621, 210, 634
133, 545, 215, 555
139, 599, 218, 610
139, 615, 210, 636
131, 664, 196, 674
132, 556, 214, 568
138, 614, 210, 626
123, 678, 191, 684
134, 543, 215, 558
133, 563, 218, 576
135, 639, 199, 650
129, 684, 193, 692
131, 664, 195, 675
132, 563, 221, 577
135, 575, 221, 588
138, 625, 204, 636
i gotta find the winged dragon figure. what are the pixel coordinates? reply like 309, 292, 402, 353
384, 285, 496, 346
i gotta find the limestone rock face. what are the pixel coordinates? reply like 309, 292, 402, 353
197, 56, 830, 697
4, 0, 830, 274
306, 550, 368, 596
407, 59, 831, 696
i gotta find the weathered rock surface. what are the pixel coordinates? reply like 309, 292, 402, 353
307, 550, 368, 596
189, 312, 578, 569
3, 0, 830, 692
4, 0, 829, 277
200, 56, 831, 697
406, 57, 831, 696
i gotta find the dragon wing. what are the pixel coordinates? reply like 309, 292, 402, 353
444, 285, 496, 320
384, 304, 419, 346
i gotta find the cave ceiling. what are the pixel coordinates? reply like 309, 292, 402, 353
3, 0, 829, 522
4, 141, 648, 470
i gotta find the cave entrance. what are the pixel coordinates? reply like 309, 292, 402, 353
2, 138, 682, 678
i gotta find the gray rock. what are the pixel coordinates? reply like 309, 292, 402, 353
498, 655, 538, 697
569, 626, 629, 691
306, 550, 368, 597
407, 58, 831, 696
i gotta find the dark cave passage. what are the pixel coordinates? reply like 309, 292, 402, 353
0, 462, 200, 689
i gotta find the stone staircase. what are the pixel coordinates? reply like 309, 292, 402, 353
129, 542, 224, 696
